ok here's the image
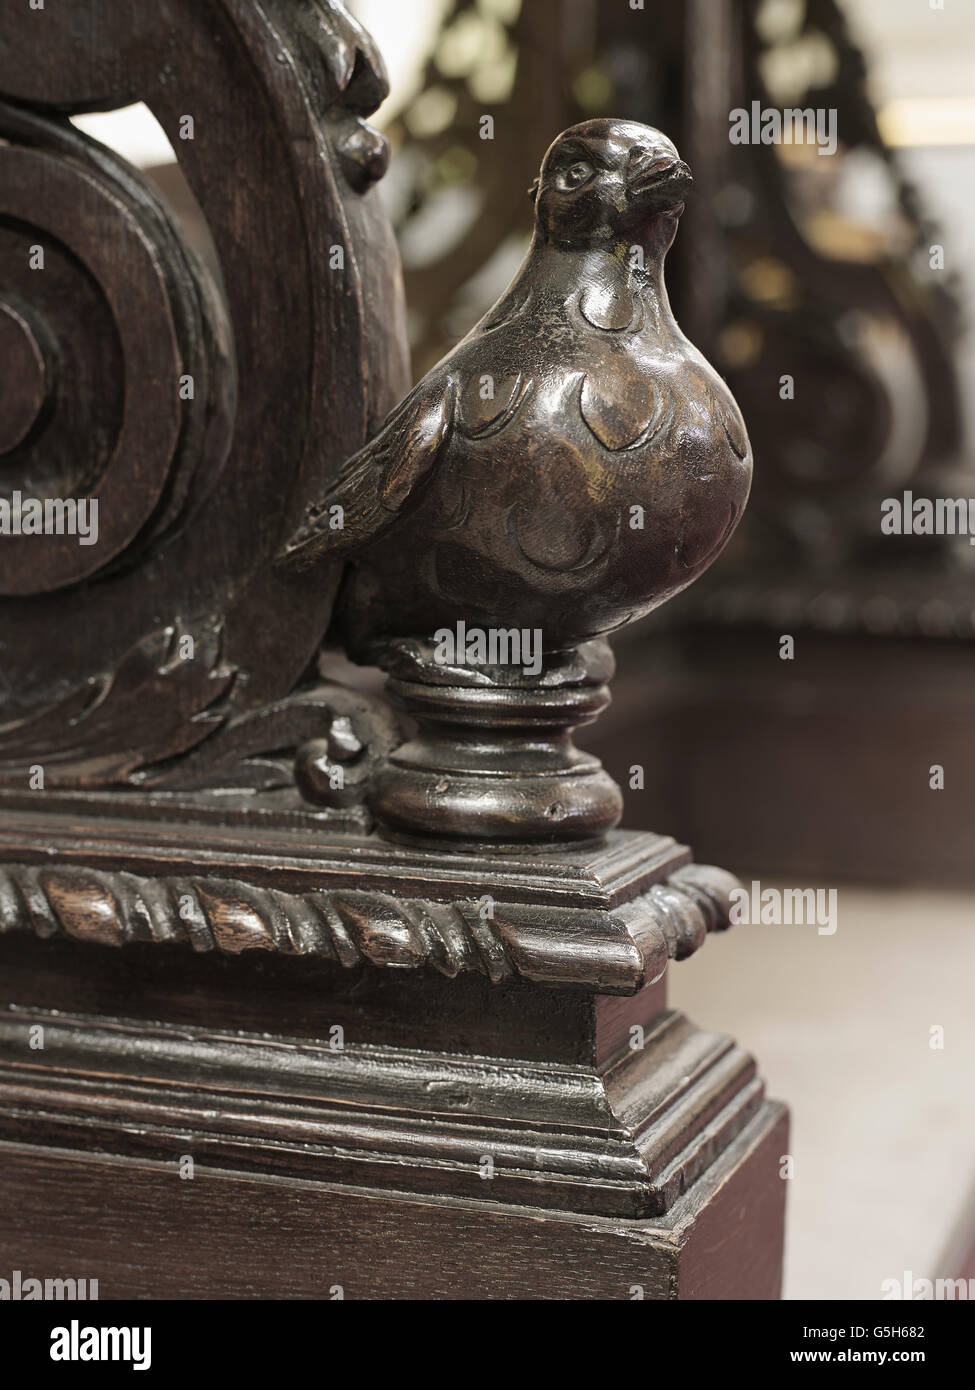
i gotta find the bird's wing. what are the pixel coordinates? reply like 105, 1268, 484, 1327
280, 377, 455, 570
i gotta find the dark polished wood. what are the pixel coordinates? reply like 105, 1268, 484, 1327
376, 0, 973, 885
0, 0, 786, 1300
282, 115, 751, 842
0, 961, 764, 1220
0, 1107, 787, 1299
0, 929, 787, 1296
0, 0, 408, 798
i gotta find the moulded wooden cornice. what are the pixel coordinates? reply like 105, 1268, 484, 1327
0, 814, 738, 993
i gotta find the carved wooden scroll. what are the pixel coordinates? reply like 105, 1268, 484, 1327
0, 0, 408, 802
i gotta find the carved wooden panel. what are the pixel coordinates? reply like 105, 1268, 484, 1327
0, 0, 409, 791
0, 1, 787, 1303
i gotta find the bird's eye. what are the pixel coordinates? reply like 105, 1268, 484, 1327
557, 160, 594, 191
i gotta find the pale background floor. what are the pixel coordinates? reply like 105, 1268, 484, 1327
670, 883, 975, 1300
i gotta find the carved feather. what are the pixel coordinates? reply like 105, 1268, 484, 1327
282, 380, 455, 568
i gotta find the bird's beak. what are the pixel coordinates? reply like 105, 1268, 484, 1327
627, 156, 693, 214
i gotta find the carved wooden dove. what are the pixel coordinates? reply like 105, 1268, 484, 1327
282, 118, 752, 660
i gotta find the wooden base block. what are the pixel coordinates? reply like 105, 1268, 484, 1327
0, 1101, 787, 1299
0, 825, 787, 1300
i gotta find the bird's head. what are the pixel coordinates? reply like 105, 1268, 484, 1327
529, 119, 692, 256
